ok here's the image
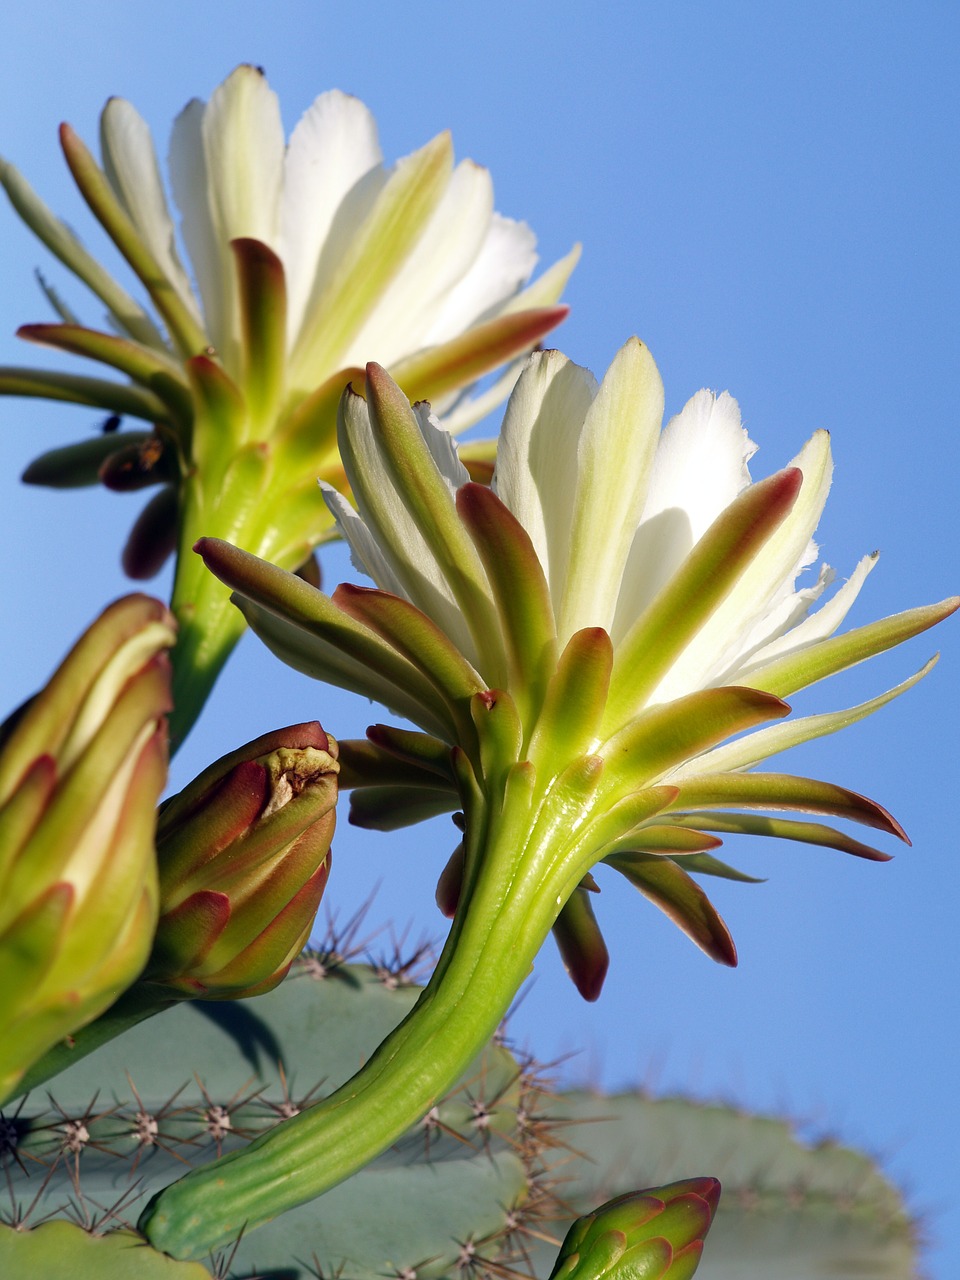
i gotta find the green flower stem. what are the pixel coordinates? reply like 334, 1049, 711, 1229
140, 760, 594, 1259
10, 986, 172, 1102
168, 461, 276, 749
169, 539, 248, 751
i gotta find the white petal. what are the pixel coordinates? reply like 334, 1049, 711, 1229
736, 552, 879, 679
169, 97, 222, 345
719, 558, 835, 675
557, 338, 664, 641
493, 350, 598, 602
281, 91, 383, 345
649, 429, 834, 704
611, 390, 755, 641
99, 99, 202, 332
171, 67, 285, 369
421, 212, 539, 343
341, 159, 495, 368
202, 66, 284, 244
338, 391, 478, 662
319, 482, 405, 596
412, 402, 470, 492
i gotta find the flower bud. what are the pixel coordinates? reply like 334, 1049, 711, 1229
0, 595, 175, 1102
146, 723, 338, 999
548, 1179, 721, 1280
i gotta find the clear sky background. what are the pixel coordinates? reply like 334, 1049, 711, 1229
1, 2, 957, 1276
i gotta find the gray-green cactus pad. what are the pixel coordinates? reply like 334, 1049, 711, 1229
1, 961, 530, 1279
528, 1091, 919, 1280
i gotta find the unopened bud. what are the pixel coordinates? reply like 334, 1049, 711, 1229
549, 1179, 721, 1280
146, 722, 338, 999
0, 595, 174, 1103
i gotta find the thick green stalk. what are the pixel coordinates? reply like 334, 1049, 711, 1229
140, 763, 593, 1259
167, 458, 274, 749
168, 543, 248, 751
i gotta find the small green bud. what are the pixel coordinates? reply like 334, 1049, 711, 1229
145, 722, 338, 1000
0, 595, 175, 1103
548, 1179, 721, 1280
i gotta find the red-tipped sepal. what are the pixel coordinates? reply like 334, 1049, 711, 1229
147, 723, 338, 999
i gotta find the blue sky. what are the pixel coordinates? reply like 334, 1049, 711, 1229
1, 2, 958, 1275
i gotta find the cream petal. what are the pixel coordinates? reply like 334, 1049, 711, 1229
281, 91, 383, 346
319, 482, 405, 596
611, 390, 755, 641
715, 559, 835, 680
493, 350, 598, 599
171, 68, 285, 371
557, 338, 664, 642
341, 159, 495, 369
169, 97, 222, 346
338, 391, 478, 663
99, 99, 202, 332
421, 212, 538, 343
287, 133, 451, 389
411, 402, 470, 493
735, 552, 879, 680
201, 67, 285, 245
649, 429, 834, 704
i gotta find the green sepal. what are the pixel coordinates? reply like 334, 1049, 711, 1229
334, 583, 485, 720
606, 468, 803, 729
528, 627, 614, 769
150, 889, 229, 974
673, 812, 895, 862
470, 688, 524, 784
610, 824, 723, 855
0, 366, 171, 420
17, 322, 192, 420
277, 364, 363, 468
58, 123, 207, 358
157, 760, 266, 890
184, 355, 246, 465
21, 431, 150, 488
741, 598, 960, 698
0, 882, 72, 1023
362, 364, 503, 664
0, 155, 164, 348
0, 595, 174, 803
526, 753, 606, 861
582, 785, 681, 861
458, 480, 558, 718
349, 784, 460, 831
598, 686, 789, 799
196, 539, 453, 738
552, 882, 609, 1002
337, 733, 454, 790
8, 655, 170, 900
391, 305, 569, 404
232, 237, 287, 428
605, 851, 738, 966
682, 656, 941, 777
676, 851, 765, 883
664, 1243, 705, 1280
436, 841, 464, 916
0, 756, 56, 887
668, 772, 909, 841
363, 724, 455, 782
